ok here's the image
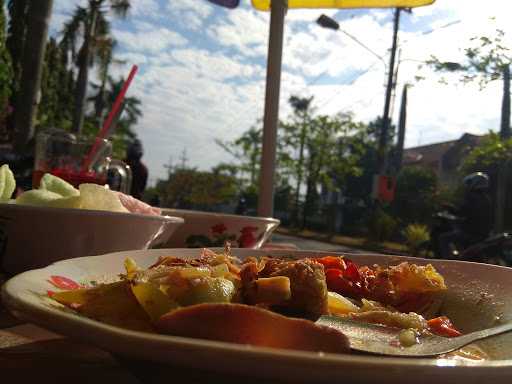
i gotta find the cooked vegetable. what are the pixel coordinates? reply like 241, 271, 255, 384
157, 303, 350, 354
47, 250, 460, 354
177, 277, 236, 306
0, 164, 15, 201
131, 282, 179, 322
427, 316, 462, 337
51, 281, 153, 332
327, 291, 360, 316
79, 183, 128, 213
16, 189, 63, 206
39, 173, 79, 197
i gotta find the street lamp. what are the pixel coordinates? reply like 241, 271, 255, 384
316, 14, 387, 69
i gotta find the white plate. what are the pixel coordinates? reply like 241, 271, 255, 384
2, 249, 512, 383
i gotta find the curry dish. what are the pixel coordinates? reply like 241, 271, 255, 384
48, 248, 463, 354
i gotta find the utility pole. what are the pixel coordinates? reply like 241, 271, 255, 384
496, 64, 511, 233
500, 64, 510, 140
377, 7, 401, 175
179, 148, 189, 170
394, 84, 408, 173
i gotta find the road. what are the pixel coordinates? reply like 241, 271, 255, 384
269, 233, 359, 252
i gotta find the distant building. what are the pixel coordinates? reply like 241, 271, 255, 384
403, 133, 484, 184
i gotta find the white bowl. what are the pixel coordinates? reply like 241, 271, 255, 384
0, 203, 184, 275
160, 209, 280, 249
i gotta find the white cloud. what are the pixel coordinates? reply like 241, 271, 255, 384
208, 8, 269, 58
115, 27, 188, 53
166, 0, 214, 30
130, 0, 160, 17
47, 0, 512, 183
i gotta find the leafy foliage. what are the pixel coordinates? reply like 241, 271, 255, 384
37, 38, 75, 130
85, 75, 142, 158
403, 223, 430, 256
159, 167, 238, 210
367, 208, 398, 242
5, 0, 28, 98
392, 166, 439, 226
425, 26, 511, 89
59, 0, 131, 133
0, 0, 13, 137
461, 132, 512, 175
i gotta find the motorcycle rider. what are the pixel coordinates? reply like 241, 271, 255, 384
438, 172, 493, 258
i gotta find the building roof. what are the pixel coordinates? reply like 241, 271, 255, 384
403, 133, 484, 167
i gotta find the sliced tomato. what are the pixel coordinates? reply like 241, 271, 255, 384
48, 275, 82, 290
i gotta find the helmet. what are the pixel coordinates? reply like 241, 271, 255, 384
463, 172, 489, 191
127, 139, 143, 159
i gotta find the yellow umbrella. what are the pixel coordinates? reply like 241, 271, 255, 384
253, 0, 434, 10
255, 0, 435, 217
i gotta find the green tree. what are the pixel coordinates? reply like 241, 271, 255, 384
88, 38, 117, 127
0, 0, 13, 140
392, 166, 439, 226
461, 132, 512, 175
161, 168, 238, 210
85, 75, 142, 158
60, 0, 131, 134
5, 0, 28, 98
425, 26, 511, 138
280, 96, 313, 225
216, 123, 262, 188
12, 0, 54, 151
38, 38, 76, 130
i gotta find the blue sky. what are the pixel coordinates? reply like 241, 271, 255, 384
50, 0, 512, 185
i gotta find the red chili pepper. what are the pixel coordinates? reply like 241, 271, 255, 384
325, 268, 364, 298
344, 261, 360, 282
427, 316, 462, 337
48, 275, 82, 290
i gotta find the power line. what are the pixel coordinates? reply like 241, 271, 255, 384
421, 19, 461, 35
315, 61, 380, 113
338, 28, 386, 68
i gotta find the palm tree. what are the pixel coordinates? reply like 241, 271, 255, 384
60, 0, 130, 134
0, 0, 13, 142
6, 0, 28, 95
91, 75, 142, 133
86, 75, 142, 157
12, 0, 54, 152
89, 37, 119, 127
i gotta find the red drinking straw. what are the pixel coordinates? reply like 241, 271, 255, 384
82, 64, 138, 171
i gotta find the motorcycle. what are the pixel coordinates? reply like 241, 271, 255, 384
428, 210, 512, 266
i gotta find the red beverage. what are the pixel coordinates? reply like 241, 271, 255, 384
32, 168, 107, 189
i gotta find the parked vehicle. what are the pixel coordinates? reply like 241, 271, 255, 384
429, 210, 512, 266
426, 172, 512, 266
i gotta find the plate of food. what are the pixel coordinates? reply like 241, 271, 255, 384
2, 248, 512, 383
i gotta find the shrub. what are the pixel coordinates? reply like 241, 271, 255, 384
368, 208, 398, 242
403, 223, 430, 256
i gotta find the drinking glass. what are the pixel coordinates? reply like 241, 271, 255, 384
32, 130, 132, 193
